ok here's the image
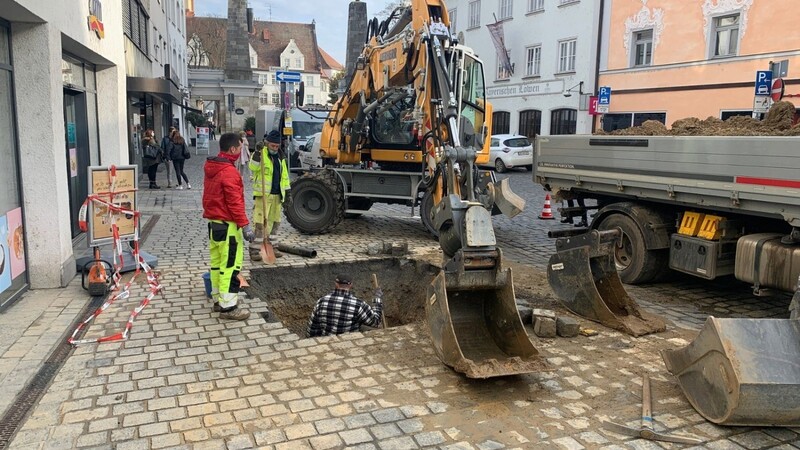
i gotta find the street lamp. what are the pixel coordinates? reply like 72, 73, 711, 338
563, 81, 585, 97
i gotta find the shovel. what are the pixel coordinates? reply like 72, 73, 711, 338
259, 148, 276, 264
371, 273, 387, 329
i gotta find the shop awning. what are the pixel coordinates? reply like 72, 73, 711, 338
174, 103, 203, 114
127, 77, 182, 104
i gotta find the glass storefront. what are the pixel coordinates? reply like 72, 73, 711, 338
0, 21, 29, 308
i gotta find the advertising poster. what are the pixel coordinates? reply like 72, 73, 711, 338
196, 127, 209, 154
88, 165, 138, 246
6, 208, 24, 279
0, 215, 11, 295
69, 148, 78, 177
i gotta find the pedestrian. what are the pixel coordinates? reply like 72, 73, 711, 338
248, 130, 290, 261
307, 274, 384, 337
160, 127, 176, 188
170, 131, 192, 189
209, 123, 216, 140
237, 131, 250, 176
141, 130, 162, 189
202, 132, 255, 321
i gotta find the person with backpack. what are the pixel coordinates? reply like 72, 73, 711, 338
141, 129, 162, 189
170, 131, 192, 189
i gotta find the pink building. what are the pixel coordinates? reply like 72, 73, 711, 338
598, 0, 800, 131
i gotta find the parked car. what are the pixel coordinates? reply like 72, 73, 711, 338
298, 132, 323, 170
485, 134, 533, 173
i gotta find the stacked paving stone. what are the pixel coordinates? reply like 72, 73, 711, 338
6, 141, 798, 449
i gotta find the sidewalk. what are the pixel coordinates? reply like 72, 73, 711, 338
1, 140, 795, 449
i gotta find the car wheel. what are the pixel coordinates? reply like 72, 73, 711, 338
494, 158, 507, 173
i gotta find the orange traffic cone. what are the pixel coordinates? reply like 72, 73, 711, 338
539, 194, 555, 220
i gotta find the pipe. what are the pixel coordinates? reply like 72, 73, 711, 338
274, 243, 317, 258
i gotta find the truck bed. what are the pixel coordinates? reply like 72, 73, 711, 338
534, 135, 800, 226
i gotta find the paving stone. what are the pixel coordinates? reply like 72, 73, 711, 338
340, 428, 373, 445
534, 316, 557, 338
309, 433, 344, 450
373, 408, 405, 423
728, 431, 780, 449
315, 418, 347, 434
414, 431, 446, 446
285, 422, 317, 440
552, 436, 585, 450
225, 434, 255, 450
379, 436, 419, 450
557, 317, 580, 337
254, 429, 287, 446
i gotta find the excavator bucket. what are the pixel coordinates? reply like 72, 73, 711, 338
662, 317, 800, 426
547, 229, 666, 336
426, 259, 546, 378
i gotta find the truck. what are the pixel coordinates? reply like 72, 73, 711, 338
280, 0, 540, 378
534, 133, 800, 426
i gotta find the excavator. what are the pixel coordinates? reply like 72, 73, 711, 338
283, 0, 543, 378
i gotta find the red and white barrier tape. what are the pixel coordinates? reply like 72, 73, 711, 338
69, 165, 164, 345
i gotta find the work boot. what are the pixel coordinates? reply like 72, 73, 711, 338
212, 302, 222, 313
249, 250, 262, 262
219, 307, 250, 321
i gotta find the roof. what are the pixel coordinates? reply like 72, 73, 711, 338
186, 16, 342, 74
318, 47, 344, 71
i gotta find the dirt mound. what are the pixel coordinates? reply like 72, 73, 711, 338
600, 100, 800, 136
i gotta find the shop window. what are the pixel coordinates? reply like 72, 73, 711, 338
721, 110, 752, 120
550, 108, 577, 135
633, 112, 666, 126
492, 111, 510, 134
602, 113, 633, 132
519, 109, 541, 138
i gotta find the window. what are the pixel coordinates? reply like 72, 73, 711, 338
550, 108, 577, 134
306, 95, 314, 104
321, 81, 327, 92
632, 29, 653, 66
602, 114, 633, 132
528, 0, 544, 12
712, 14, 739, 57
492, 111, 510, 134
721, 110, 752, 120
525, 45, 541, 76
271, 93, 280, 105
306, 76, 314, 87
496, 50, 512, 80
498, 0, 513, 19
270, 74, 276, 84
449, 8, 457, 34
468, 0, 481, 28
259, 93, 268, 105
283, 58, 290, 67
123, 0, 149, 54
519, 110, 542, 138
633, 112, 666, 126
558, 39, 576, 73
295, 58, 302, 68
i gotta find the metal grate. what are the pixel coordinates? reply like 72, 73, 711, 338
0, 294, 104, 448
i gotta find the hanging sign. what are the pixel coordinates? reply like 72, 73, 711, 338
88, 0, 105, 39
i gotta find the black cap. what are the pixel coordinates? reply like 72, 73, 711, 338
266, 130, 281, 143
335, 274, 352, 285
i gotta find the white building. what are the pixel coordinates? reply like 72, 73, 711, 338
449, 0, 601, 136
0, 0, 129, 308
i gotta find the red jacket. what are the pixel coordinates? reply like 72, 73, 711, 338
202, 156, 249, 227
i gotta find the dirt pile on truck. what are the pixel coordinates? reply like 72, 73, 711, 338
601, 100, 800, 136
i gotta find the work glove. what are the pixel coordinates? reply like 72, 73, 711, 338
242, 224, 255, 242
284, 189, 292, 203
374, 288, 384, 300
252, 147, 262, 162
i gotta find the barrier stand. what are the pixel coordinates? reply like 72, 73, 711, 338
68, 165, 164, 345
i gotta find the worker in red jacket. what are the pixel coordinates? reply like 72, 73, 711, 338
203, 132, 255, 321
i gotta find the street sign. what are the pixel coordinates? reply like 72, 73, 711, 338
588, 96, 600, 115
596, 104, 609, 114
771, 78, 785, 102
276, 70, 302, 83
753, 95, 771, 114
755, 70, 772, 96
598, 86, 611, 105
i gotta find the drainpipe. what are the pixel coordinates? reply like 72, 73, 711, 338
592, 0, 605, 134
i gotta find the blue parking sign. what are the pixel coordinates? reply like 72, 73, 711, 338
598, 86, 612, 105
755, 71, 772, 96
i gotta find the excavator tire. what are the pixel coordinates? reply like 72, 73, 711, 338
419, 190, 439, 239
284, 170, 344, 234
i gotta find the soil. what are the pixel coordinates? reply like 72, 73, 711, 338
599, 100, 800, 136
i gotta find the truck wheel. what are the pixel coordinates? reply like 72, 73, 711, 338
284, 172, 344, 234
494, 159, 507, 173
597, 213, 666, 284
420, 190, 439, 239
345, 198, 372, 219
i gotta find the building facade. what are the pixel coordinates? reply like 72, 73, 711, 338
449, 0, 602, 137
0, 0, 129, 308
598, 0, 800, 131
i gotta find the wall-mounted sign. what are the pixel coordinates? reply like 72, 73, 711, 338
235, 108, 245, 115
88, 0, 105, 39
486, 80, 563, 99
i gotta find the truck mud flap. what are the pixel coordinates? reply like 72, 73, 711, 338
547, 229, 666, 337
662, 317, 800, 426
426, 269, 546, 379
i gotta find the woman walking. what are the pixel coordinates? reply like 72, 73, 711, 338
160, 127, 176, 188
141, 130, 162, 189
170, 131, 192, 189
238, 131, 250, 176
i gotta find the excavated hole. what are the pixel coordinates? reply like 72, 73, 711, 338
248, 258, 439, 337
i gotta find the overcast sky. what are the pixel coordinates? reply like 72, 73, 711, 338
194, 0, 398, 65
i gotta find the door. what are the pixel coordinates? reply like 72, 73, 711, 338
64, 89, 90, 238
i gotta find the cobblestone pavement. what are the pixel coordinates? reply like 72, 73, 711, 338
4, 143, 798, 449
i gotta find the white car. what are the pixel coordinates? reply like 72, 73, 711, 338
298, 132, 323, 169
487, 134, 533, 173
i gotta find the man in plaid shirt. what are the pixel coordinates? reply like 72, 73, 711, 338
307, 274, 383, 337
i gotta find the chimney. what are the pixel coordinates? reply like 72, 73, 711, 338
262, 29, 270, 41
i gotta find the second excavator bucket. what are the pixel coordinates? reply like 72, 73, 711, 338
547, 229, 666, 337
426, 255, 546, 378
662, 317, 800, 426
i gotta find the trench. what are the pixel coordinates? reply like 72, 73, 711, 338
247, 258, 440, 337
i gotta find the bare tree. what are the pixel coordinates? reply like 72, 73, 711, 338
186, 16, 227, 69
376, 0, 411, 20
